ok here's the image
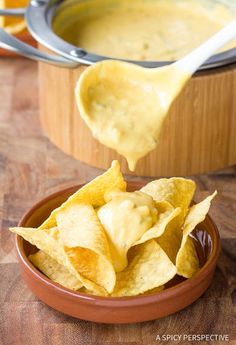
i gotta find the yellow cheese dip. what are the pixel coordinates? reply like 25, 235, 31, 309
54, 0, 236, 61
76, 60, 190, 170
97, 190, 158, 272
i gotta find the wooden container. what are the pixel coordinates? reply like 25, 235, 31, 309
39, 54, 236, 177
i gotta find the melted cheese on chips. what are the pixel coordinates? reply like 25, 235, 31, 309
97, 190, 158, 272
112, 240, 177, 297
9, 162, 217, 297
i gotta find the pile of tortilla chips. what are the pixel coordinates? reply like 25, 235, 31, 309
10, 161, 216, 297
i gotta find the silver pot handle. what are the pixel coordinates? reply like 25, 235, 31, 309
0, 8, 26, 16
0, 8, 78, 68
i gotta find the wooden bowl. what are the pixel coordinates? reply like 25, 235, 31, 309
39, 53, 236, 177
15, 182, 220, 324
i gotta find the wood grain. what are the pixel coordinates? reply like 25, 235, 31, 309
0, 58, 235, 345
39, 46, 236, 176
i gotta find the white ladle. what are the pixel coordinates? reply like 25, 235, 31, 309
76, 19, 236, 171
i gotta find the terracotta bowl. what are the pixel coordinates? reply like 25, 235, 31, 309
15, 182, 220, 324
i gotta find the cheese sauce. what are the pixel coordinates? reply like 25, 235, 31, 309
97, 190, 158, 272
76, 60, 190, 170
54, 0, 236, 61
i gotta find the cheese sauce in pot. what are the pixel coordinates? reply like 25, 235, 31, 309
53, 0, 236, 61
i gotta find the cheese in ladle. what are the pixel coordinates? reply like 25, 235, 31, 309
76, 60, 190, 170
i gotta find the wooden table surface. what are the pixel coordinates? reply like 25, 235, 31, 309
0, 58, 235, 345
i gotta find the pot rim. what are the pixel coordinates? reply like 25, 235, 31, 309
26, 0, 236, 70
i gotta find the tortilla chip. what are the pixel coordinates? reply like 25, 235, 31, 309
78, 284, 164, 296
112, 240, 177, 297
176, 236, 199, 278
97, 191, 157, 272
176, 191, 217, 278
134, 201, 181, 246
141, 178, 196, 264
29, 250, 83, 290
10, 226, 107, 296
39, 160, 126, 229
141, 177, 196, 221
156, 221, 183, 264
140, 285, 164, 296
10, 226, 68, 266
56, 203, 116, 293
155, 200, 174, 213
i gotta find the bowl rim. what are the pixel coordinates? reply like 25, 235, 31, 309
16, 182, 221, 307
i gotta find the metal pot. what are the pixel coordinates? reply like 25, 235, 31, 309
1, 0, 236, 70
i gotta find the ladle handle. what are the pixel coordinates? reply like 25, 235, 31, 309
175, 19, 236, 74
